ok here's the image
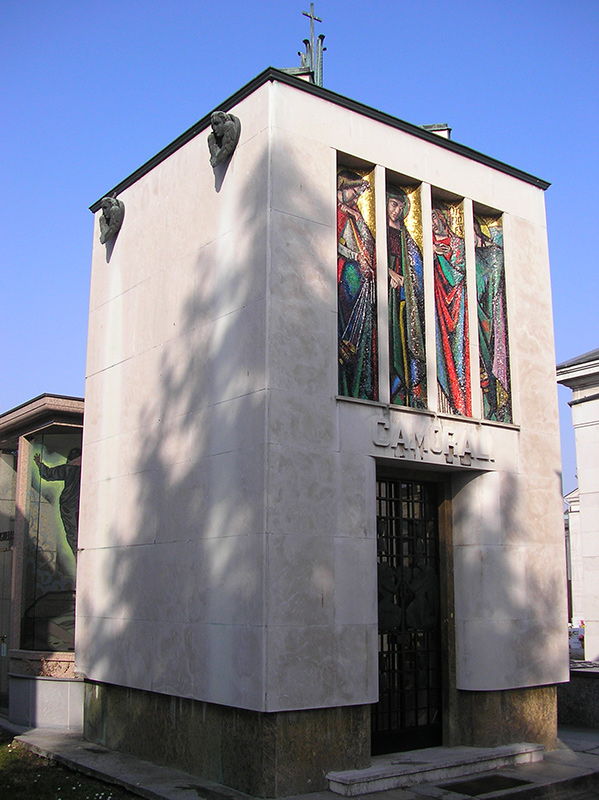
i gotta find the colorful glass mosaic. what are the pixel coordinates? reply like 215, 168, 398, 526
337, 166, 378, 400
474, 214, 512, 422
387, 184, 426, 407
433, 200, 471, 416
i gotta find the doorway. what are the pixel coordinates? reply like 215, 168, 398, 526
372, 475, 442, 754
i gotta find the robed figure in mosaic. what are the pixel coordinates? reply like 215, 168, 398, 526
337, 168, 378, 400
474, 215, 512, 422
433, 202, 471, 416
387, 187, 426, 408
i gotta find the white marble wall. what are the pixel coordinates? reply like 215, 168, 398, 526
78, 87, 273, 709
78, 76, 568, 715
572, 395, 599, 660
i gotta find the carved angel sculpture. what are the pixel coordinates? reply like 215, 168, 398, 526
99, 197, 124, 244
207, 111, 241, 167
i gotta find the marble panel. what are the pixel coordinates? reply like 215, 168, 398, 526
456, 616, 568, 691
334, 623, 378, 704
192, 212, 268, 324
267, 295, 336, 398
453, 543, 527, 623
150, 622, 195, 697
76, 545, 153, 621
582, 561, 599, 605
146, 329, 209, 423
153, 457, 210, 542
269, 208, 335, 312
83, 351, 166, 443
266, 533, 334, 627
82, 616, 157, 691
267, 388, 336, 450
500, 472, 565, 546
524, 544, 569, 622
452, 471, 502, 547
271, 130, 334, 225
583, 621, 599, 662
335, 452, 376, 539
333, 536, 377, 626
266, 444, 337, 537
183, 391, 267, 456
78, 471, 161, 549
88, 241, 128, 314
202, 300, 268, 404
186, 622, 264, 709
200, 445, 266, 539
580, 499, 599, 546
85, 291, 138, 377
160, 255, 198, 342
517, 428, 562, 477
185, 534, 264, 626
80, 428, 147, 483
577, 463, 599, 498
132, 271, 171, 356
265, 624, 337, 710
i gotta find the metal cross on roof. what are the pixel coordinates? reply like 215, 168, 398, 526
280, 3, 326, 86
303, 3, 322, 59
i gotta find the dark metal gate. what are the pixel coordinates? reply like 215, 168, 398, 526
372, 476, 442, 754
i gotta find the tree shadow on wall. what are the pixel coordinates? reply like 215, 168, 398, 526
75, 133, 334, 781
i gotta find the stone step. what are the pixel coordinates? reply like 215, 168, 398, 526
326, 742, 545, 796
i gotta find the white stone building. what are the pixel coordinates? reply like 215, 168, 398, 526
76, 68, 568, 795
558, 348, 599, 660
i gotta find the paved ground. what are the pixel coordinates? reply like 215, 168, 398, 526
2, 719, 599, 800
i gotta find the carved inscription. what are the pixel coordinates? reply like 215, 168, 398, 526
371, 415, 493, 466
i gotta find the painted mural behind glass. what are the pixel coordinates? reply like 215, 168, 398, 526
337, 166, 378, 400
387, 184, 426, 408
22, 433, 81, 651
474, 214, 512, 422
433, 200, 471, 416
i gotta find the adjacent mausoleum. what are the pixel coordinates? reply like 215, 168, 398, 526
557, 348, 599, 660
0, 394, 83, 729
77, 67, 568, 796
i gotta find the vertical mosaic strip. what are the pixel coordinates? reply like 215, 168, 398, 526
474, 214, 512, 422
337, 166, 378, 400
387, 184, 427, 407
433, 200, 471, 416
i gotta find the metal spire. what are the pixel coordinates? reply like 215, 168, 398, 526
280, 3, 326, 86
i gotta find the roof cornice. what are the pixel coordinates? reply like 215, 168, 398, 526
0, 394, 84, 446
90, 67, 550, 212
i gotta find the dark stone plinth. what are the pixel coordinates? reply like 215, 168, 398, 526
84, 682, 370, 797
455, 685, 558, 750
558, 666, 599, 729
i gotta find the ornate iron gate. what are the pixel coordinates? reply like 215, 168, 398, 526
372, 476, 442, 754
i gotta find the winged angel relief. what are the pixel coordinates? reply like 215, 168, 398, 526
208, 111, 241, 167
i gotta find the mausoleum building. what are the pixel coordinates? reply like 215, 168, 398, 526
557, 348, 599, 661
77, 67, 568, 795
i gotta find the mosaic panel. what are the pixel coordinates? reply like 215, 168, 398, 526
387, 184, 426, 408
433, 200, 471, 416
337, 166, 378, 400
475, 214, 512, 422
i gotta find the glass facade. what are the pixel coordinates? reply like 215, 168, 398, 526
22, 431, 82, 651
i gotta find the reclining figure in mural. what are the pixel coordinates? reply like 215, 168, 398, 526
34, 448, 82, 558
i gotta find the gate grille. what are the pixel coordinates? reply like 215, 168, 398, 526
372, 477, 442, 754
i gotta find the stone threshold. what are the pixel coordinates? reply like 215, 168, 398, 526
326, 742, 544, 796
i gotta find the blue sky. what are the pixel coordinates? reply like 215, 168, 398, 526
2, 0, 597, 493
